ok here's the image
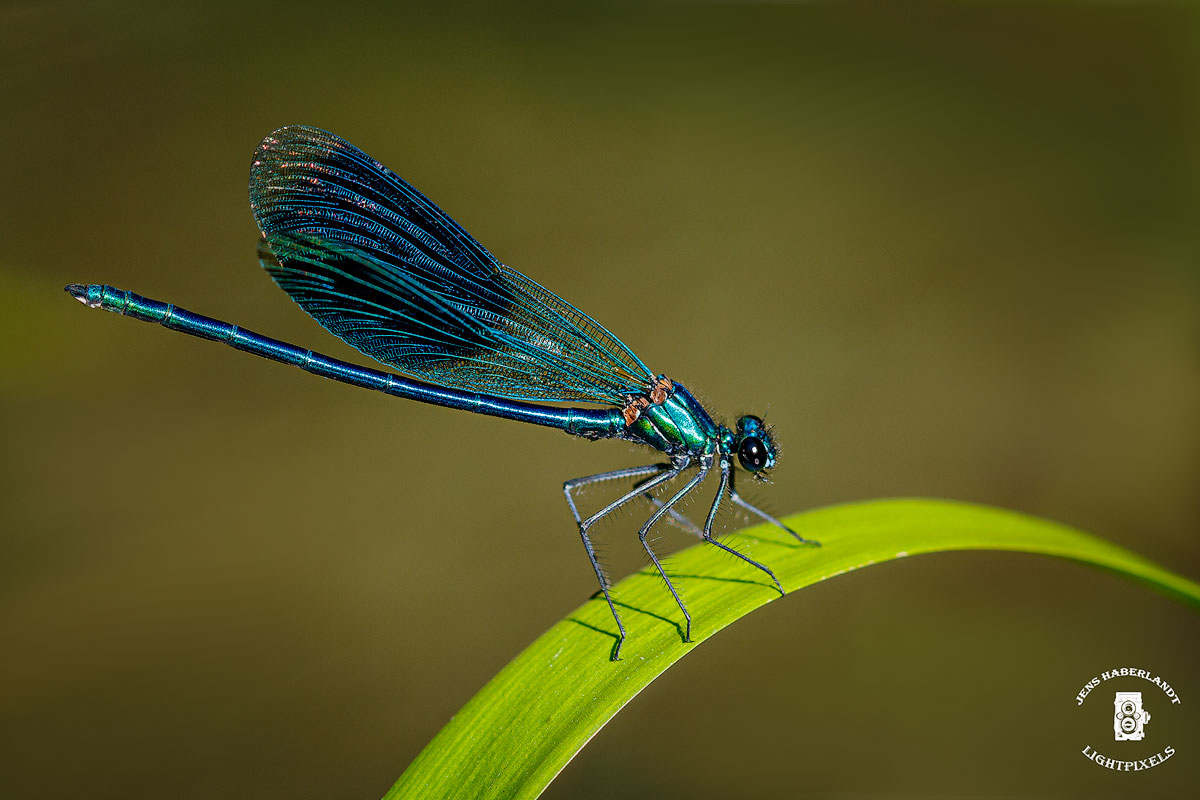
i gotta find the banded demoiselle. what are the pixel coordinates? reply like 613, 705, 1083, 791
67, 125, 817, 659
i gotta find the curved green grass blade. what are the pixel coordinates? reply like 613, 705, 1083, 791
385, 499, 1200, 800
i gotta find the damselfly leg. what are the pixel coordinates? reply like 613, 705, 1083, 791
634, 474, 704, 537
634, 457, 725, 647
564, 458, 688, 659
565, 457, 801, 658
730, 472, 821, 546
638, 460, 789, 591
563, 463, 672, 533
701, 460, 785, 593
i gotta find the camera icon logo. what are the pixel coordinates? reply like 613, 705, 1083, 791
1114, 691, 1151, 741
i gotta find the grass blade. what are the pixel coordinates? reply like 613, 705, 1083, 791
385, 499, 1200, 799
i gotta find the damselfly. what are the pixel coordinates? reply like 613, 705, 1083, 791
67, 125, 817, 659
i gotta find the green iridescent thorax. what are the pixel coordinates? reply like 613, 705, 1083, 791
624, 382, 721, 456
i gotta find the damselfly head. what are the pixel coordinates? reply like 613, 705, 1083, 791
733, 414, 776, 475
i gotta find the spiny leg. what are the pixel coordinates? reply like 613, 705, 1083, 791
638, 461, 710, 644
633, 474, 703, 537
564, 459, 686, 660
702, 460, 785, 594
564, 463, 670, 531
730, 472, 820, 546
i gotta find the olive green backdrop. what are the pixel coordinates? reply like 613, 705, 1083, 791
2, 2, 1197, 798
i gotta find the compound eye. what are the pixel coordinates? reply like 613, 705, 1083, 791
738, 436, 768, 471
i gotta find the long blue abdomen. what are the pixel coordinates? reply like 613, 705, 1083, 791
67, 284, 626, 439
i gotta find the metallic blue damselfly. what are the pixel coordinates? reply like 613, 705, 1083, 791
67, 125, 817, 659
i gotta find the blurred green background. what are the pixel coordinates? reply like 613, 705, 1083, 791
2, 1, 1197, 797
